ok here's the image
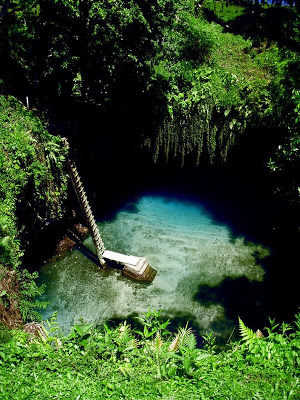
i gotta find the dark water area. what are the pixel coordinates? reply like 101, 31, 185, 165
36, 130, 299, 344
31, 106, 299, 344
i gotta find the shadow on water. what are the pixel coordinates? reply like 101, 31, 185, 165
77, 244, 100, 267
87, 165, 298, 333
121, 203, 140, 214
168, 169, 296, 327
34, 122, 299, 342
192, 221, 299, 333
194, 277, 267, 331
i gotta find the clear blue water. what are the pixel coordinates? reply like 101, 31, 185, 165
39, 195, 269, 340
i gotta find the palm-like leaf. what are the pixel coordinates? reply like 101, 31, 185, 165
169, 333, 180, 351
169, 324, 197, 352
179, 325, 196, 349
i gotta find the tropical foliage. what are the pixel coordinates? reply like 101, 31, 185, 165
149, 15, 273, 164
202, 0, 300, 204
0, 310, 299, 399
0, 2, 299, 397
1, 0, 295, 166
0, 94, 67, 322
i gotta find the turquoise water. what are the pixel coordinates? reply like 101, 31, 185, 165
39, 195, 268, 339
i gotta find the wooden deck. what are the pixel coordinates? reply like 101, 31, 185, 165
103, 250, 156, 282
103, 250, 140, 266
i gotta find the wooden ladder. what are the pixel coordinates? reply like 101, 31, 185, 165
63, 139, 106, 267
62, 138, 156, 282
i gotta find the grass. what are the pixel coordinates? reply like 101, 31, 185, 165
203, 0, 246, 23
202, 1, 300, 50
0, 310, 299, 399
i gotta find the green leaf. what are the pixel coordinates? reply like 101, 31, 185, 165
238, 317, 256, 345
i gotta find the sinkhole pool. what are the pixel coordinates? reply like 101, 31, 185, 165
39, 195, 269, 340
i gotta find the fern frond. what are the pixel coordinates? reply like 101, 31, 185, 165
169, 324, 197, 352
238, 317, 256, 345
169, 333, 180, 351
185, 332, 197, 350
179, 325, 195, 348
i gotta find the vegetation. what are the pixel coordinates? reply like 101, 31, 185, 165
0, 1, 286, 164
0, 0, 179, 106
149, 14, 274, 164
0, 310, 299, 399
202, 0, 300, 204
1, 1, 298, 173
267, 54, 300, 205
0, 94, 68, 324
0, 1, 299, 397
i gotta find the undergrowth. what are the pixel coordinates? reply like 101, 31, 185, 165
148, 6, 278, 165
0, 94, 68, 323
0, 310, 299, 399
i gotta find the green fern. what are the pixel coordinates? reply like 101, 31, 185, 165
238, 317, 256, 345
180, 326, 197, 351
168, 324, 197, 352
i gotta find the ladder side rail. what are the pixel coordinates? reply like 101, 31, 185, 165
67, 160, 106, 267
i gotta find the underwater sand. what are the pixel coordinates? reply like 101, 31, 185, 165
39, 195, 268, 338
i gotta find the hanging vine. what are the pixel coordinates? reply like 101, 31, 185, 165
144, 9, 272, 166
152, 95, 253, 165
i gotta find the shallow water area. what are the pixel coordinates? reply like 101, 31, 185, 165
39, 195, 268, 340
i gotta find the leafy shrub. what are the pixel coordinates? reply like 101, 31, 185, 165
0, 94, 67, 322
148, 16, 273, 165
1, 0, 278, 167
0, 310, 299, 399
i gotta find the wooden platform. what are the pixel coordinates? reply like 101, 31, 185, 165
103, 250, 156, 282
